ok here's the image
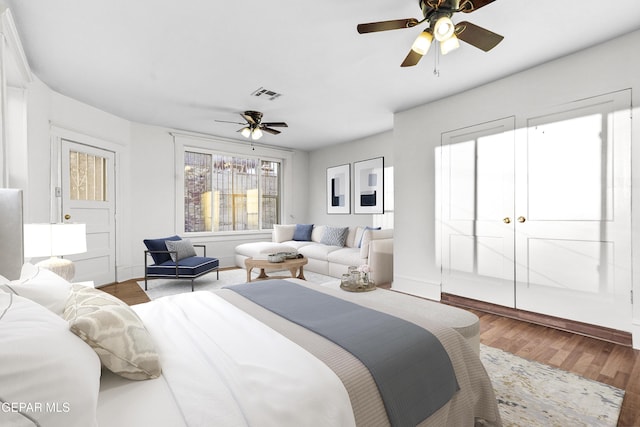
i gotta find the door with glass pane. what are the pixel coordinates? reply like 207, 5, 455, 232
61, 140, 116, 285
514, 91, 632, 331
439, 117, 516, 307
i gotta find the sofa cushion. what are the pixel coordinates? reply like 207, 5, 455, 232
273, 224, 296, 243
344, 227, 359, 248
320, 226, 349, 247
235, 242, 297, 258
146, 257, 219, 279
299, 244, 342, 262
292, 224, 314, 241
311, 225, 326, 242
327, 247, 366, 267
143, 235, 182, 265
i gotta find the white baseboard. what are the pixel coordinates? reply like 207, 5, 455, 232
391, 274, 441, 301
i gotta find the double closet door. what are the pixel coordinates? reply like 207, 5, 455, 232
438, 90, 632, 332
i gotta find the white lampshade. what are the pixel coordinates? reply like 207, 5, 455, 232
24, 223, 87, 257
433, 16, 455, 42
251, 128, 263, 140
240, 127, 252, 138
440, 34, 460, 55
411, 30, 433, 56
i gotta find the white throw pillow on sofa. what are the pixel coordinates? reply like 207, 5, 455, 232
273, 224, 296, 243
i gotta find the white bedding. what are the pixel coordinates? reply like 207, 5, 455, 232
129, 291, 356, 427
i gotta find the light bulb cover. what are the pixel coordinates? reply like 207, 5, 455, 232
411, 30, 433, 56
434, 16, 455, 42
440, 34, 460, 55
251, 128, 263, 140
241, 127, 252, 138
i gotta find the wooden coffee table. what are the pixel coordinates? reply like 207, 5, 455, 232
244, 256, 308, 282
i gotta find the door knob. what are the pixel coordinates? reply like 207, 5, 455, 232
64, 214, 71, 220
503, 217, 511, 224
518, 216, 526, 223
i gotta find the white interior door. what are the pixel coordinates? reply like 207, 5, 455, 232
61, 140, 116, 285
514, 91, 632, 331
439, 117, 516, 307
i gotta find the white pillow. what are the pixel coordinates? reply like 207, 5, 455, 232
0, 293, 101, 427
63, 285, 162, 380
273, 224, 296, 243
0, 264, 72, 316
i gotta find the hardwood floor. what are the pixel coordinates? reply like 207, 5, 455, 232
101, 279, 640, 426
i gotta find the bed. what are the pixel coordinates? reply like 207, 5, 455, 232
1, 261, 501, 427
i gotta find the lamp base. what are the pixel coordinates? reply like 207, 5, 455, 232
36, 257, 75, 281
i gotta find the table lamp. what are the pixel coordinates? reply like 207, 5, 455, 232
24, 223, 87, 281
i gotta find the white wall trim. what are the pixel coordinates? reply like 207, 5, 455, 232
391, 274, 442, 301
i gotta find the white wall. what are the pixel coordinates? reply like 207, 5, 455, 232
393, 30, 640, 340
15, 79, 312, 282
307, 131, 394, 227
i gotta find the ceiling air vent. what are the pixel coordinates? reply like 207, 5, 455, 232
250, 87, 282, 101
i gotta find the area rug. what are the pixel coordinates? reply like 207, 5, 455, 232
480, 344, 624, 427
137, 267, 340, 300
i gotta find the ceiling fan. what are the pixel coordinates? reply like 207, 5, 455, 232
215, 110, 288, 140
357, 0, 503, 67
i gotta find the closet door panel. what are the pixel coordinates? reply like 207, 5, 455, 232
515, 91, 632, 331
439, 117, 516, 307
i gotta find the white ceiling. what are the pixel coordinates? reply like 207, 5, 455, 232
6, 0, 640, 151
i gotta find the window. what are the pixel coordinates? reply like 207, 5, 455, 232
184, 151, 281, 232
69, 150, 107, 201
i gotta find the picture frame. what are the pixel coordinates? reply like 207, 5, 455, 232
326, 164, 351, 214
354, 157, 384, 214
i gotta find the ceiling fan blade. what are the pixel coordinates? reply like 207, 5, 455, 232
400, 49, 425, 67
215, 119, 245, 125
261, 127, 281, 135
455, 21, 503, 51
357, 18, 420, 34
262, 122, 288, 128
241, 113, 256, 125
458, 0, 497, 13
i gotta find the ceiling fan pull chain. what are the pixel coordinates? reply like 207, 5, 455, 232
433, 48, 440, 77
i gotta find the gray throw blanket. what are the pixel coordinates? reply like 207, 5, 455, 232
226, 280, 459, 426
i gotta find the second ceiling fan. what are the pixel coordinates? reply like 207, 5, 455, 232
357, 0, 503, 67
216, 110, 288, 140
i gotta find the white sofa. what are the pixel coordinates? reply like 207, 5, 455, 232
235, 224, 394, 285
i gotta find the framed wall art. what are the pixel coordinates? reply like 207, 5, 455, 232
326, 164, 350, 214
354, 157, 384, 214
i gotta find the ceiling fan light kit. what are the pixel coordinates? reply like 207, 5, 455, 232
357, 0, 503, 67
215, 110, 288, 142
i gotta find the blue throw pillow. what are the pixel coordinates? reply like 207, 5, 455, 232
143, 235, 182, 265
292, 224, 314, 241
358, 226, 381, 248
320, 226, 349, 247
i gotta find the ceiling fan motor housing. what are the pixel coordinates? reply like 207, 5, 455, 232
244, 110, 263, 124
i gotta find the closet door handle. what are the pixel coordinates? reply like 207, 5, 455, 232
503, 217, 511, 224
518, 216, 526, 223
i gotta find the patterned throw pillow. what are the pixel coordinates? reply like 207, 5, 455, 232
320, 226, 349, 247
165, 239, 197, 262
63, 285, 161, 380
